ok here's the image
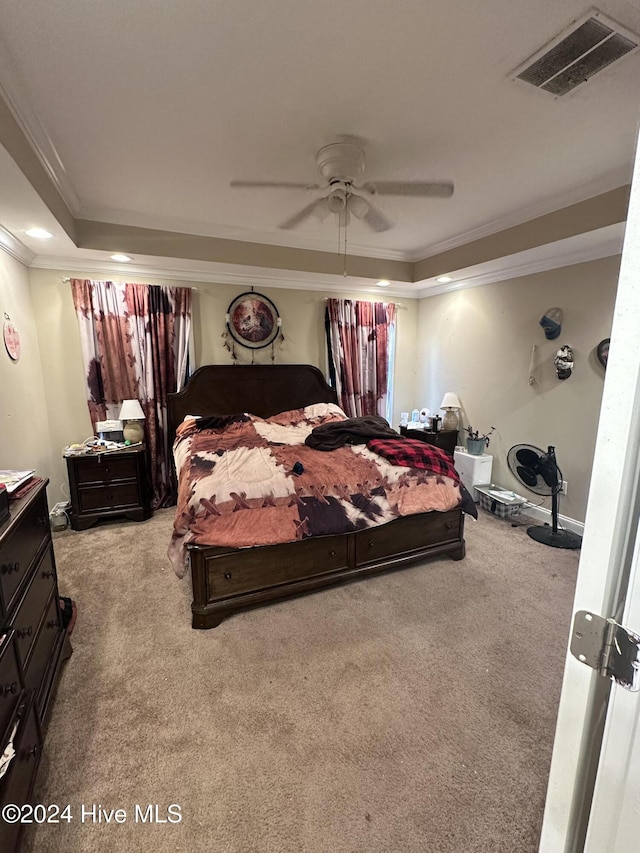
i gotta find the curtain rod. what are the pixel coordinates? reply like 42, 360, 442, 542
60, 278, 401, 305
322, 296, 404, 308
60, 277, 201, 291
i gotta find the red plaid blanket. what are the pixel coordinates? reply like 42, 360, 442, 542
367, 438, 460, 483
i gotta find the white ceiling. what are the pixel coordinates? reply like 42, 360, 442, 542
0, 0, 638, 292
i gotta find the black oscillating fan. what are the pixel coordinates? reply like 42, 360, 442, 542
507, 444, 582, 550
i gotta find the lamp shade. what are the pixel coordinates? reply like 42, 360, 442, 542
440, 392, 461, 410
119, 399, 145, 421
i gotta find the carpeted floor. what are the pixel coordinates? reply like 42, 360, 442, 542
21, 507, 579, 853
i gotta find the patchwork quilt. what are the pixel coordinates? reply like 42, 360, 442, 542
168, 402, 463, 578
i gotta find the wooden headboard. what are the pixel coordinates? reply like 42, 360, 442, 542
167, 363, 338, 442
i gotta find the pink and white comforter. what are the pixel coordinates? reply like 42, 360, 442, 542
168, 403, 462, 577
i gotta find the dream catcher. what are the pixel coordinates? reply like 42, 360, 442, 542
222, 290, 284, 363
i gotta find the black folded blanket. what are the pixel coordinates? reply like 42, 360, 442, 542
305, 415, 399, 451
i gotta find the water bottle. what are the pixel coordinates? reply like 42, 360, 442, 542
411, 409, 420, 423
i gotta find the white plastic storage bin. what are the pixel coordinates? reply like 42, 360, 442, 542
453, 450, 493, 500
475, 484, 527, 519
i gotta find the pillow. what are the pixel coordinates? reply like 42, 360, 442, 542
304, 402, 347, 421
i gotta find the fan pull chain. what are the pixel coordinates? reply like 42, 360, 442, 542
343, 213, 347, 277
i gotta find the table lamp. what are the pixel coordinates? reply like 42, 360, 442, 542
119, 399, 146, 443
440, 392, 461, 432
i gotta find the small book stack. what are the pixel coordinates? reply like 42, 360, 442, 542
0, 469, 35, 502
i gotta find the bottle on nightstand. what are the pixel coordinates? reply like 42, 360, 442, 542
454, 450, 493, 501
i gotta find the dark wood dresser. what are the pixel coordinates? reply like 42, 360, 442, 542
0, 480, 71, 853
399, 426, 459, 455
66, 446, 152, 531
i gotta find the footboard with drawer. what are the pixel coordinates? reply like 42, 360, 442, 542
188, 507, 465, 629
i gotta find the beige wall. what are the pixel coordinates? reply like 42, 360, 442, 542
0, 250, 53, 495
9, 257, 620, 520
27, 269, 419, 503
416, 256, 621, 522
191, 283, 418, 427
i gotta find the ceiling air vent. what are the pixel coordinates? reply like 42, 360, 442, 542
513, 10, 639, 95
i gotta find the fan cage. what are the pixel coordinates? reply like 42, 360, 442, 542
507, 444, 562, 497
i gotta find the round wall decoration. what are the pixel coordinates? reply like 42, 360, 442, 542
223, 291, 284, 361
3, 313, 20, 361
597, 338, 609, 370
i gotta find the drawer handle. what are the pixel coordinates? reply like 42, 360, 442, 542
42, 569, 55, 579
445, 521, 456, 530
329, 549, 336, 557
37, 516, 48, 526
47, 619, 60, 630
368, 541, 375, 549
1, 561, 19, 575
16, 626, 33, 639
21, 744, 40, 761
224, 572, 232, 580
1, 680, 18, 696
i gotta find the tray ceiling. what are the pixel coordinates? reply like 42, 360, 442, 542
0, 0, 638, 290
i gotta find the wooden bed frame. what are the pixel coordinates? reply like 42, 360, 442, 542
168, 364, 466, 629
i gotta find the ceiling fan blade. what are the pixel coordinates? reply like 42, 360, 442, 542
362, 181, 454, 198
230, 180, 321, 190
279, 198, 330, 229
347, 194, 391, 232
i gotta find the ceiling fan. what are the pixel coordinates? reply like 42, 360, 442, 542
230, 141, 454, 232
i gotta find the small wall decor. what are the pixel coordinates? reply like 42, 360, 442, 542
554, 344, 574, 380
597, 338, 609, 370
539, 307, 563, 340
222, 290, 284, 363
3, 313, 20, 361
528, 344, 538, 386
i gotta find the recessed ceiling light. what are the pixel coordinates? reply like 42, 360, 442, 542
110, 254, 133, 262
376, 280, 390, 287
436, 275, 453, 283
25, 227, 53, 239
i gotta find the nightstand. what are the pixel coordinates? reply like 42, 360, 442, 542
65, 446, 153, 531
399, 426, 458, 455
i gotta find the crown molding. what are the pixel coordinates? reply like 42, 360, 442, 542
29, 254, 419, 297
30, 219, 624, 300
0, 225, 35, 266
415, 223, 624, 298
408, 169, 631, 263
0, 35, 81, 216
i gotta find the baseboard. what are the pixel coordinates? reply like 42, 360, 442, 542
522, 502, 585, 536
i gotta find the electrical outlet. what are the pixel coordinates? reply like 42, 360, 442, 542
561, 480, 568, 495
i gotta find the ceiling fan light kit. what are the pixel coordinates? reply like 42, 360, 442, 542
230, 139, 454, 234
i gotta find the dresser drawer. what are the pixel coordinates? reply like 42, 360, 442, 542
0, 694, 41, 853
24, 594, 61, 699
12, 549, 56, 669
204, 535, 349, 600
77, 482, 141, 513
71, 454, 139, 485
355, 510, 461, 565
0, 492, 49, 617
0, 632, 23, 744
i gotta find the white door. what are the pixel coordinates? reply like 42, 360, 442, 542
539, 127, 640, 851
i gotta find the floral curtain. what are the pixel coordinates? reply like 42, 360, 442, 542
325, 298, 396, 418
71, 279, 192, 508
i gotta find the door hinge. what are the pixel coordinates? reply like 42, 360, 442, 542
571, 610, 640, 692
